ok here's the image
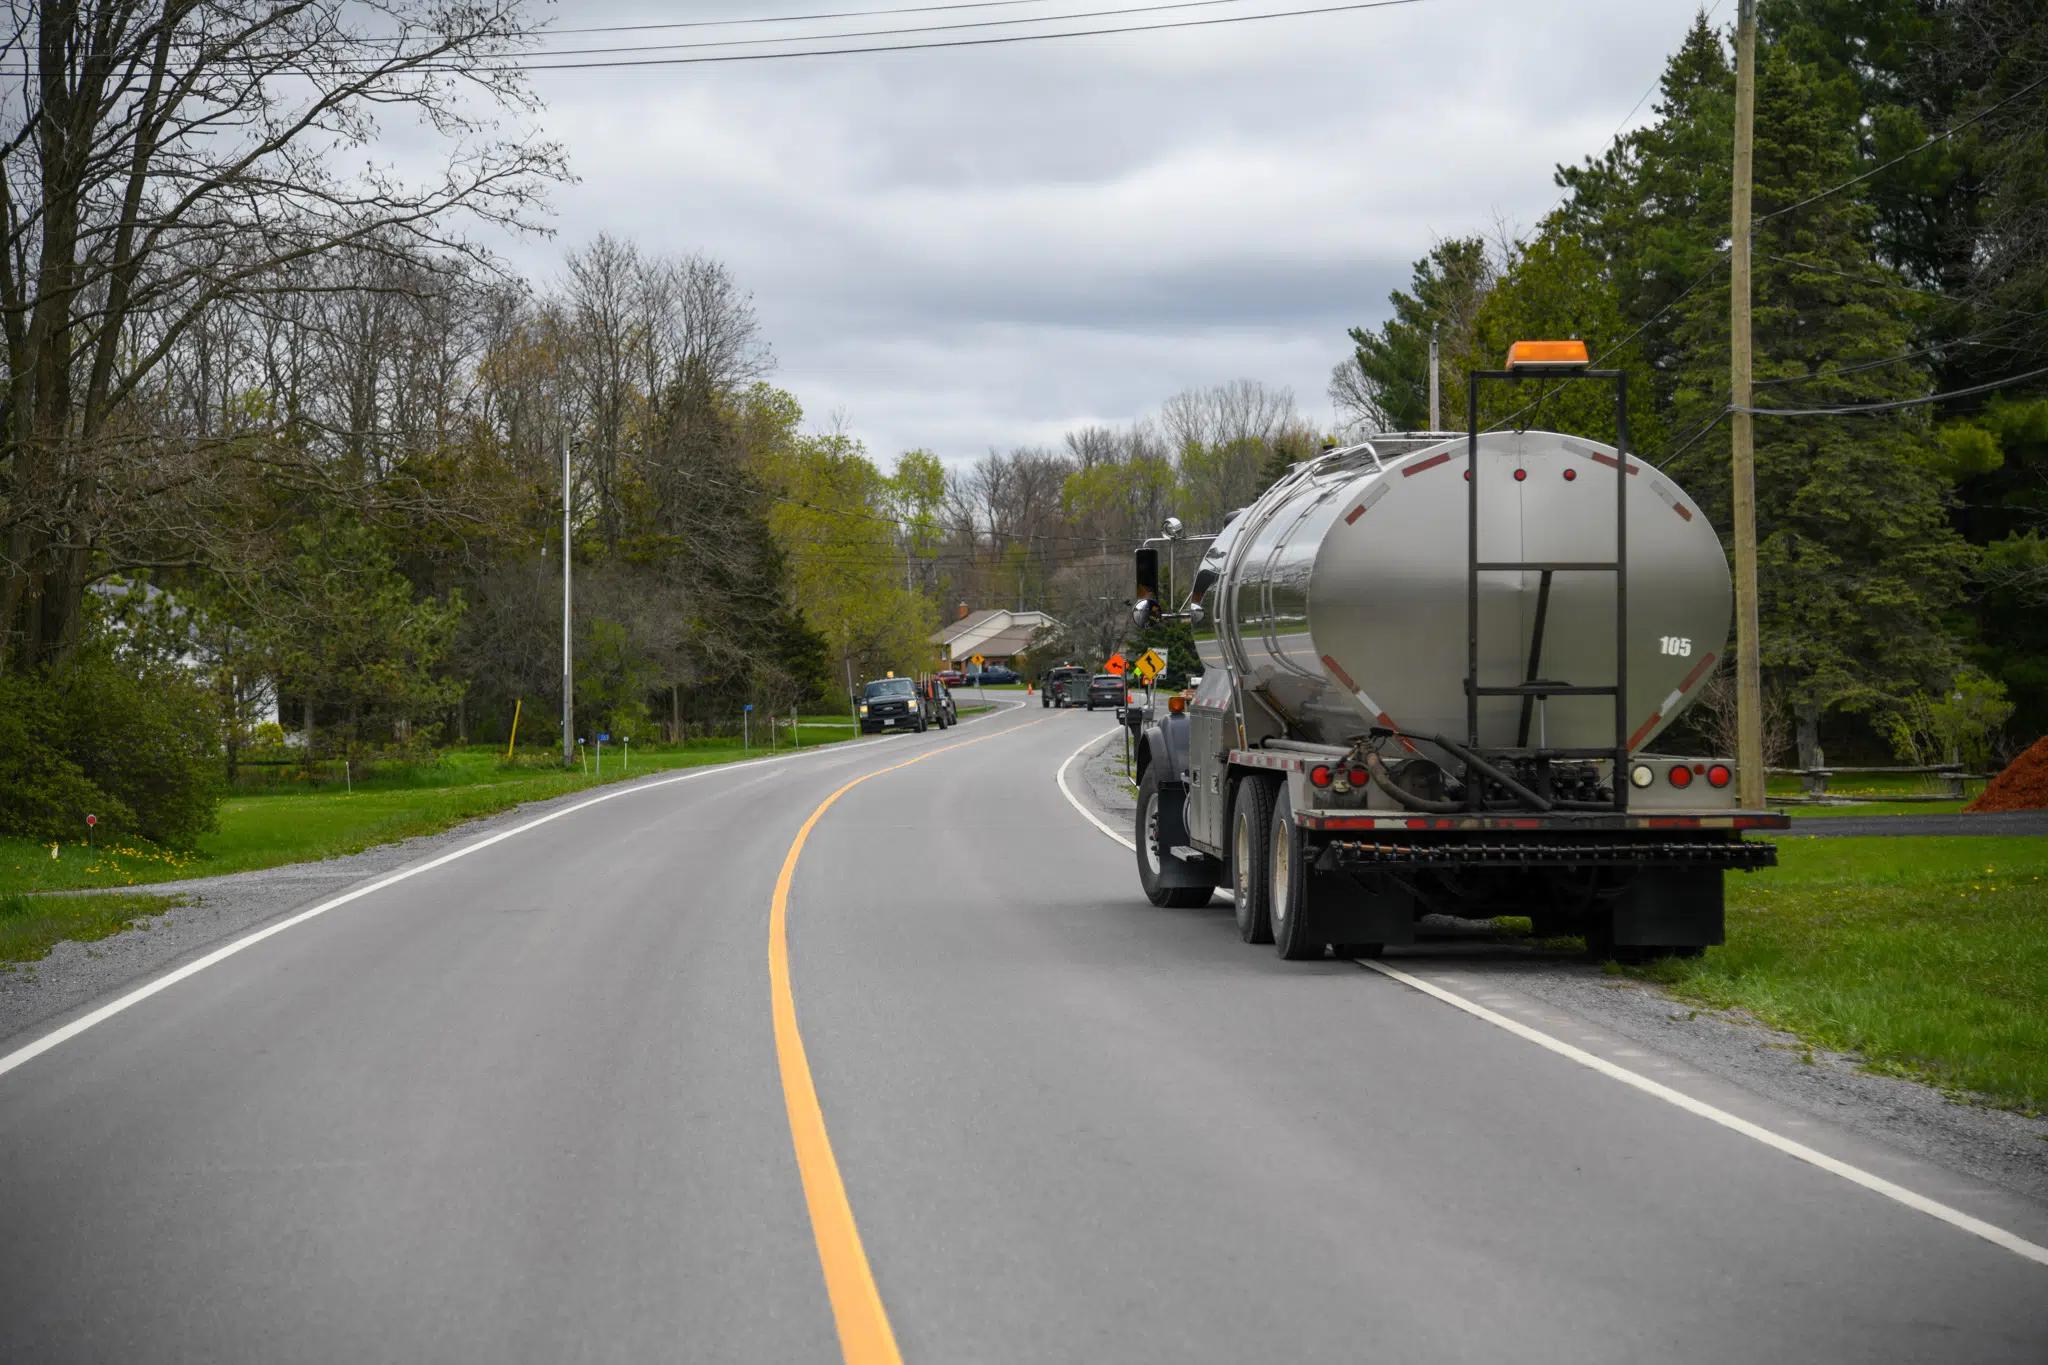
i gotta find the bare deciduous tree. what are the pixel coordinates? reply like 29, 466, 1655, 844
1, 0, 566, 670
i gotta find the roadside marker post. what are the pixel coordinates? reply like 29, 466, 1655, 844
623, 736, 630, 771
597, 733, 608, 778
744, 704, 753, 752
505, 698, 523, 760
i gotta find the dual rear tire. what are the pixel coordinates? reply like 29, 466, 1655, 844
1229, 776, 1383, 960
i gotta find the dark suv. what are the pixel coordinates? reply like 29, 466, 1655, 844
1043, 665, 1089, 708
859, 677, 929, 734
1086, 674, 1128, 711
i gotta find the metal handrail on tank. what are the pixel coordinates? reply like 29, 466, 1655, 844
1465, 361, 1633, 814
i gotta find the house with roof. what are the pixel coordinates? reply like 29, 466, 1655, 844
929, 605, 1060, 668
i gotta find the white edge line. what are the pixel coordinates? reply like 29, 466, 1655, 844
0, 697, 1033, 1083
1050, 735, 2048, 1269
1057, 730, 1135, 850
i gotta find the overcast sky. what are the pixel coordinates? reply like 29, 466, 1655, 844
493, 0, 1716, 466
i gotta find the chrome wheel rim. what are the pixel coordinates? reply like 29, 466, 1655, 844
1233, 809, 1252, 899
1271, 823, 1291, 930
1141, 793, 1162, 876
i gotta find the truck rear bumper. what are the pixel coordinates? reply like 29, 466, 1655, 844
1318, 838, 1776, 872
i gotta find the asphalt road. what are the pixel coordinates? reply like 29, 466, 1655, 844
2, 703, 2044, 1363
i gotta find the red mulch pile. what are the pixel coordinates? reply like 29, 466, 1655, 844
1965, 735, 2048, 812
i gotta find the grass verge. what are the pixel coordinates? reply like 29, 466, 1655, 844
1632, 836, 2048, 1113
0, 892, 185, 968
0, 732, 856, 897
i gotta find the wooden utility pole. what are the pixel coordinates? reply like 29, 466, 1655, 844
1730, 0, 1765, 809
562, 430, 575, 769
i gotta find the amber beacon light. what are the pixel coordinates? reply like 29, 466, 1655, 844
1504, 339, 1591, 371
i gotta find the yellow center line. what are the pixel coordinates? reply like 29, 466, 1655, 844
769, 713, 1052, 1365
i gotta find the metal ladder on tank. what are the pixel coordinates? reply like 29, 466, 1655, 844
1463, 366, 1633, 813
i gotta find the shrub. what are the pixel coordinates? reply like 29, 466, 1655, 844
0, 650, 222, 846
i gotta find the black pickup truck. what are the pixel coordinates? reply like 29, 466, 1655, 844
859, 677, 930, 734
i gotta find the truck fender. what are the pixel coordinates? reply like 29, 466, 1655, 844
1135, 712, 1190, 790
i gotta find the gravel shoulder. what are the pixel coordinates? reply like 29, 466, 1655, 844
1063, 731, 2048, 1210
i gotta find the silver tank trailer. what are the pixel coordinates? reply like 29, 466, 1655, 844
1190, 432, 1729, 753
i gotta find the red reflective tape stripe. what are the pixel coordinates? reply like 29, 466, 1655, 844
1345, 504, 1366, 525
1322, 654, 1359, 690
1677, 651, 1717, 693
1670, 501, 1693, 521
1628, 713, 1662, 749
1589, 453, 1641, 474
1376, 713, 1419, 754
1403, 452, 1452, 477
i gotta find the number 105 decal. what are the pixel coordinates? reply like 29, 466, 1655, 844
1658, 636, 1693, 657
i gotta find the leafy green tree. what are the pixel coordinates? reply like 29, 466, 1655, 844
0, 644, 221, 845
1452, 227, 1658, 448
257, 519, 467, 758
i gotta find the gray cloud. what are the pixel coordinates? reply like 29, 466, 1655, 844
491, 0, 1708, 461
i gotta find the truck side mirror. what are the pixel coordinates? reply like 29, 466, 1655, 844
1133, 547, 1161, 628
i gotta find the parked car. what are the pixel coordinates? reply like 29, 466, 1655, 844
1042, 665, 1089, 708
1085, 674, 1129, 711
934, 668, 965, 687
965, 664, 1021, 686
859, 676, 930, 734
922, 677, 957, 728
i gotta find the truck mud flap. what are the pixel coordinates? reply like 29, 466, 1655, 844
1308, 870, 1417, 945
1316, 839, 1776, 872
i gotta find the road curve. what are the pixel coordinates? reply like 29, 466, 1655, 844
1, 703, 2043, 1362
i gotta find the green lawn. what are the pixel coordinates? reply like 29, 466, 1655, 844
0, 732, 854, 897
1638, 836, 2048, 1112
0, 892, 185, 968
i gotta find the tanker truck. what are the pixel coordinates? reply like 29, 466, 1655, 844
1128, 343, 1785, 962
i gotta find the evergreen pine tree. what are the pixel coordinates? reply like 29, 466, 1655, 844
1663, 40, 1975, 750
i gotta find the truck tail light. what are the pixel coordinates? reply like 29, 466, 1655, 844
1707, 763, 1732, 788
1668, 764, 1693, 789
1348, 767, 1369, 788
1309, 765, 1333, 788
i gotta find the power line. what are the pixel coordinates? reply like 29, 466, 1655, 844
232, 0, 1426, 72
1757, 69, 2048, 223
1752, 304, 2048, 389
1736, 363, 2048, 417
1603, 0, 1723, 149
506, 0, 1285, 59
542, 0, 1123, 36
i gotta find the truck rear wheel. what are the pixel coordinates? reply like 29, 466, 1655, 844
1229, 776, 1277, 944
1136, 768, 1214, 908
1268, 785, 1325, 960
